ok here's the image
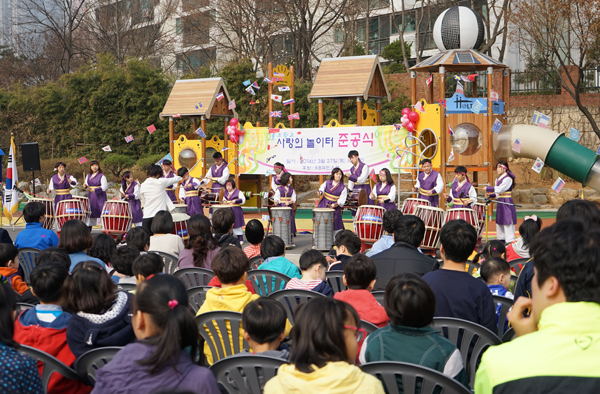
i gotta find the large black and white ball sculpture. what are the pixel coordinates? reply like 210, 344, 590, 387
433, 6, 485, 51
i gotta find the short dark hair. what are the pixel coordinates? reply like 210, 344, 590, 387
55, 162, 66, 169
88, 233, 117, 265
383, 209, 403, 234
0, 282, 17, 348
420, 159, 432, 165
480, 257, 511, 284
24, 201, 46, 223
177, 167, 188, 177
531, 219, 600, 303
67, 261, 115, 314
162, 159, 172, 166
347, 150, 359, 158
344, 254, 377, 290
393, 215, 425, 247
260, 235, 285, 259
279, 172, 291, 186
0, 244, 18, 267
385, 273, 435, 327
147, 164, 162, 178
35, 247, 71, 271
472, 240, 506, 265
212, 208, 235, 234
126, 227, 151, 252
58, 220, 93, 253
440, 219, 477, 262
225, 178, 236, 189
132, 253, 164, 278
455, 166, 467, 173
213, 152, 223, 159
151, 211, 174, 234
30, 262, 69, 303
242, 298, 287, 344
299, 249, 327, 271
212, 247, 250, 284
245, 219, 265, 245
290, 297, 360, 373
111, 246, 139, 277
556, 199, 600, 226
519, 217, 543, 249
334, 230, 361, 255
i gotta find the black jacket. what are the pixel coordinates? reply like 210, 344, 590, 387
371, 241, 436, 291
215, 233, 242, 249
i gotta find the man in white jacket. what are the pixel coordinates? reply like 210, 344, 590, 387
140, 164, 182, 233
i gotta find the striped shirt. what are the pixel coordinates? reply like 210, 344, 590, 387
244, 244, 261, 259
284, 278, 323, 291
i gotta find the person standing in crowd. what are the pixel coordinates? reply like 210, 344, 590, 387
413, 159, 443, 207
177, 167, 202, 217
317, 168, 347, 232
140, 165, 182, 233
120, 171, 142, 228
83, 161, 108, 231
485, 161, 517, 244
346, 150, 372, 205
160, 159, 177, 203
370, 168, 397, 210
47, 162, 78, 207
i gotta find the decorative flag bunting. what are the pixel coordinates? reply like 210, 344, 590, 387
283, 98, 295, 106
274, 72, 284, 77
216, 92, 224, 101
461, 75, 470, 82
512, 138, 522, 153
414, 101, 425, 113
278, 86, 290, 92
569, 127, 580, 141
270, 111, 282, 118
453, 75, 461, 82
228, 100, 236, 109
532, 157, 544, 173
490, 90, 499, 101
125, 135, 134, 143
271, 94, 282, 102
268, 128, 280, 134
492, 119, 502, 134
438, 99, 446, 107
264, 76, 273, 83
448, 148, 455, 162
426, 74, 433, 86
250, 99, 259, 105
195, 127, 206, 138
243, 80, 251, 86
3, 137, 18, 220
78, 157, 88, 164
156, 153, 173, 166
102, 145, 112, 152
532, 111, 550, 128
394, 124, 401, 130
471, 100, 482, 114
456, 81, 464, 95
221, 147, 230, 152
468, 74, 478, 82
173, 113, 181, 118
195, 102, 203, 109
245, 86, 255, 95
552, 177, 566, 193
147, 124, 156, 134
369, 168, 377, 182
448, 125, 454, 135
288, 112, 300, 120
252, 81, 260, 89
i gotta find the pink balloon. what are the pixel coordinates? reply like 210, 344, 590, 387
406, 121, 415, 132
401, 108, 411, 116
401, 118, 409, 126
229, 134, 239, 143
236, 127, 244, 135
230, 118, 239, 127
408, 111, 420, 123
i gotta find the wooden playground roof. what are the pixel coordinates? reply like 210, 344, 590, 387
160, 77, 238, 120
410, 49, 508, 73
308, 55, 392, 103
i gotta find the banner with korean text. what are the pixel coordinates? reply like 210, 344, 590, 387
237, 124, 418, 175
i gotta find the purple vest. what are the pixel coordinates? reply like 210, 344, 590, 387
450, 179, 473, 208
223, 189, 245, 229
87, 172, 107, 219
183, 177, 202, 216
124, 181, 143, 223
417, 170, 440, 207
52, 174, 74, 204
316, 180, 344, 231
495, 174, 517, 225
274, 170, 288, 187
375, 182, 397, 210
162, 170, 177, 203
349, 161, 365, 183
277, 185, 294, 203
210, 162, 228, 193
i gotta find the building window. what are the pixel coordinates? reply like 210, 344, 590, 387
392, 14, 416, 34
177, 47, 216, 72
180, 11, 211, 47
334, 28, 344, 43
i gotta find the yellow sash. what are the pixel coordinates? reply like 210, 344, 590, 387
498, 192, 512, 198
185, 191, 198, 197
324, 192, 339, 202
56, 189, 71, 195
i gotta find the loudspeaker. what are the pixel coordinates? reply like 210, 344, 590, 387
21, 143, 41, 171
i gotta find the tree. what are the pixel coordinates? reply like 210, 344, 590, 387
381, 40, 411, 73
102, 154, 136, 179
510, 0, 600, 137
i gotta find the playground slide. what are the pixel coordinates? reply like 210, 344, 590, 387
493, 124, 600, 192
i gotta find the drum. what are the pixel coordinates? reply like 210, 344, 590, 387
312, 208, 335, 251
472, 203, 487, 237
271, 207, 293, 248
72, 196, 91, 219
173, 204, 188, 214
444, 208, 479, 232
401, 198, 431, 215
200, 188, 225, 205
101, 201, 132, 237
354, 205, 385, 243
172, 213, 191, 245
29, 198, 55, 230
55, 199, 85, 231
345, 188, 368, 209
414, 206, 445, 250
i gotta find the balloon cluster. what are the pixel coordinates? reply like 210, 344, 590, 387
400, 108, 420, 133
226, 118, 244, 143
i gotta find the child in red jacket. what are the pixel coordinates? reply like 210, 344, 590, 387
14, 262, 92, 394
334, 254, 389, 328
0, 244, 29, 295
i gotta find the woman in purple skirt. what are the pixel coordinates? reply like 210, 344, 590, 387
317, 168, 347, 232
370, 168, 397, 210
47, 162, 78, 207
222, 179, 246, 244
120, 171, 142, 227
273, 172, 297, 235
177, 167, 202, 217
161, 159, 178, 203
83, 161, 108, 229
485, 160, 517, 243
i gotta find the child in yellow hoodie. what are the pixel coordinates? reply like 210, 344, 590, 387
197, 247, 260, 364
0, 244, 29, 295
264, 297, 384, 394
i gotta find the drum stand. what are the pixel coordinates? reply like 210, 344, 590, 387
475, 196, 522, 243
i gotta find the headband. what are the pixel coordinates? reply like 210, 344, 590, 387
456, 172, 471, 184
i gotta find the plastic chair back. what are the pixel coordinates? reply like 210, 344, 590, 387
509, 257, 529, 276
371, 291, 385, 305
19, 345, 85, 391
248, 255, 264, 270
173, 267, 215, 289
492, 295, 514, 338
268, 289, 326, 325
325, 271, 348, 293
75, 346, 122, 384
465, 261, 480, 276
210, 355, 285, 394
17, 248, 41, 283
16, 302, 35, 314
195, 311, 249, 363
116, 283, 136, 292
247, 269, 291, 296
187, 286, 212, 313
502, 327, 516, 343
148, 250, 179, 274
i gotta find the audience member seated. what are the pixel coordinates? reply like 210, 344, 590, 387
148, 211, 184, 257
472, 240, 506, 265
110, 246, 140, 285
0, 281, 44, 393
88, 233, 117, 268
66, 261, 135, 358
328, 230, 362, 271
334, 254, 389, 327
359, 273, 469, 389
475, 219, 600, 393
58, 220, 106, 272
132, 253, 164, 285
124, 227, 150, 253
506, 216, 542, 262
177, 214, 220, 270
197, 247, 260, 365
264, 297, 384, 394
14, 262, 92, 394
256, 236, 301, 292
212, 208, 242, 249
0, 244, 29, 296
365, 209, 403, 257
371, 215, 436, 291
244, 219, 265, 259
422, 219, 496, 332
0, 227, 12, 245
285, 250, 333, 296
92, 275, 219, 394
34, 247, 71, 272
481, 257, 514, 331
14, 201, 59, 250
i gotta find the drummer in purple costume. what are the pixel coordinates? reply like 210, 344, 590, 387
370, 168, 397, 210
46, 162, 78, 206
317, 167, 348, 232
120, 171, 142, 227
446, 166, 477, 208
161, 159, 178, 203
346, 150, 373, 206
177, 167, 202, 217
200, 152, 230, 213
485, 160, 517, 243
270, 162, 288, 191
273, 172, 297, 236
82, 161, 108, 229
222, 179, 246, 244
413, 159, 443, 207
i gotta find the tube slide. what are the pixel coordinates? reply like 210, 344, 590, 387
493, 124, 600, 192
